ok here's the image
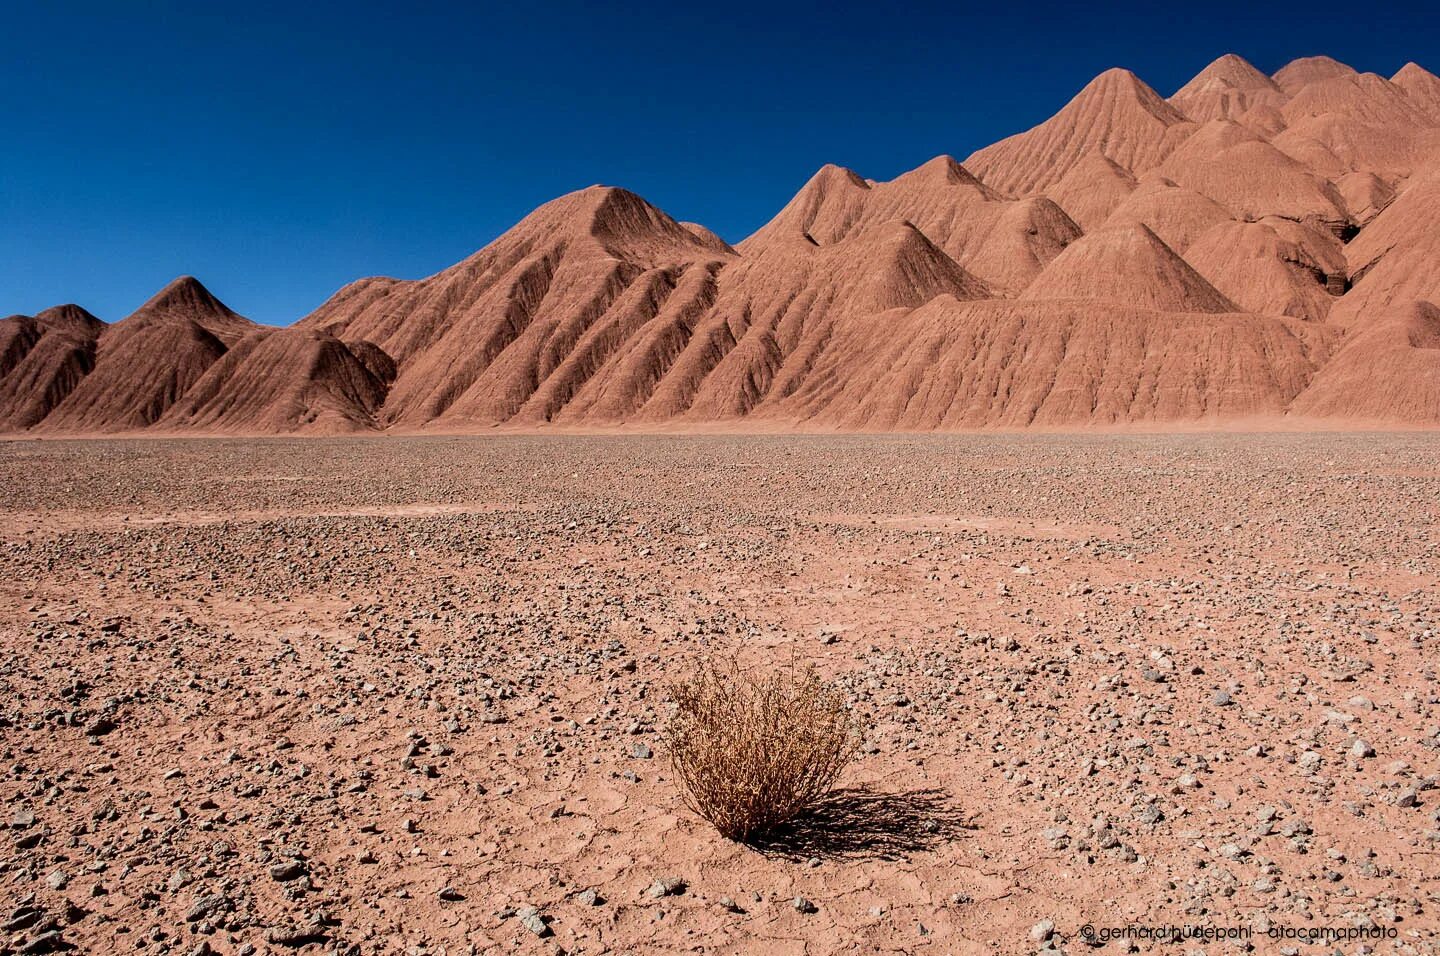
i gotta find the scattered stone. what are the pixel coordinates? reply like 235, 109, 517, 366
269, 860, 307, 881
647, 877, 686, 898
514, 906, 550, 937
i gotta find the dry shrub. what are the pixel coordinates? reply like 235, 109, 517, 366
665, 656, 862, 842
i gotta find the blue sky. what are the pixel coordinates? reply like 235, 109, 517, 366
2, 0, 1436, 325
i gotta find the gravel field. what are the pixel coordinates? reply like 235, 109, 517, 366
1, 434, 1437, 955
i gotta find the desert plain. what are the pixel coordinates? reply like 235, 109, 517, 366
0, 432, 1437, 954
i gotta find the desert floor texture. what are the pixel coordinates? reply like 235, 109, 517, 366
1, 433, 1437, 955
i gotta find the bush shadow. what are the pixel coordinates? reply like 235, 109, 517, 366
747, 786, 975, 861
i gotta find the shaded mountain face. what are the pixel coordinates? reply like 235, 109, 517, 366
0, 306, 106, 430
6, 53, 1440, 432
34, 278, 254, 433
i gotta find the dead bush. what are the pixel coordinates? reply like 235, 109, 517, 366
665, 656, 862, 842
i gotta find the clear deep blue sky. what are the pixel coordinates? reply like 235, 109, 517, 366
2, 1, 1436, 325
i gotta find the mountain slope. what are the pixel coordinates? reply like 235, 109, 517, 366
768, 297, 1331, 428
38, 278, 255, 433
0, 306, 105, 429
1184, 219, 1346, 321
964, 68, 1197, 195
300, 186, 731, 426
6, 53, 1440, 432
1169, 53, 1287, 122
740, 157, 1079, 294
1019, 223, 1239, 313
1331, 170, 1440, 329
1291, 302, 1440, 422
159, 329, 393, 433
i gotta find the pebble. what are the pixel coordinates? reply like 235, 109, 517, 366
515, 905, 551, 937
646, 876, 686, 898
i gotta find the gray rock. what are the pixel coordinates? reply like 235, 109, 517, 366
269, 860, 306, 881
515, 905, 550, 937
646, 876, 686, 898
20, 931, 65, 955
185, 893, 228, 923
265, 922, 328, 946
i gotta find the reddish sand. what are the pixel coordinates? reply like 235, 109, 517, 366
1, 434, 1438, 953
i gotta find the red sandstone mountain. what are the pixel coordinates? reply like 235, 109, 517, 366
5, 52, 1440, 432
159, 328, 394, 433
964, 68, 1197, 196
1184, 218, 1347, 321
35, 278, 254, 433
1394, 62, 1440, 120
1018, 222, 1240, 313
1169, 54, 1288, 122
1290, 301, 1440, 422
0, 305, 105, 429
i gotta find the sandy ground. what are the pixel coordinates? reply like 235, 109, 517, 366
1, 433, 1437, 955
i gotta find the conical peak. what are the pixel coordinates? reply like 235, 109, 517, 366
858, 219, 935, 247
586, 187, 732, 259
1392, 61, 1440, 100
1176, 53, 1280, 95
36, 303, 105, 336
517, 184, 649, 228
133, 276, 232, 321
498, 185, 727, 261
156, 275, 210, 299
1390, 60, 1440, 119
1274, 55, 1358, 93
804, 163, 871, 194
1020, 220, 1239, 313
586, 185, 667, 235
1090, 220, 1169, 250
894, 155, 985, 188
831, 219, 990, 304
1072, 67, 1185, 120
1058, 151, 1139, 185
1394, 61, 1439, 84
1087, 66, 1145, 88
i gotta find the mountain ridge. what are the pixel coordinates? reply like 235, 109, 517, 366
5, 53, 1440, 433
